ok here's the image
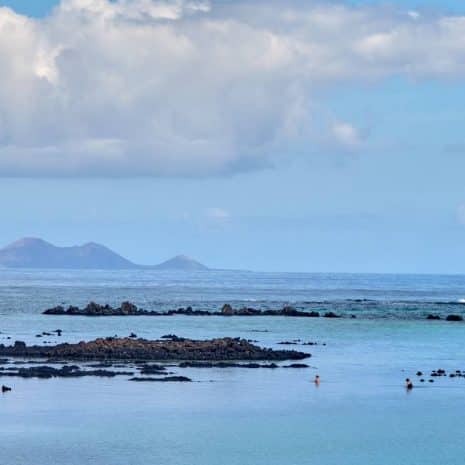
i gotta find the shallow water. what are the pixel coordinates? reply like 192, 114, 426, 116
1, 270, 465, 464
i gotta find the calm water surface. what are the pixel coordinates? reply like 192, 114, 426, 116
1, 270, 465, 465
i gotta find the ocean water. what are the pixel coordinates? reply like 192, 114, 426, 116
1, 270, 465, 465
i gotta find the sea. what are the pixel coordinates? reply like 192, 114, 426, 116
1, 269, 465, 465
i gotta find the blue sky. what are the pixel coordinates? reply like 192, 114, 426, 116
3, 1, 465, 15
3, 0, 465, 16
0, 0, 465, 273
0, 0, 57, 16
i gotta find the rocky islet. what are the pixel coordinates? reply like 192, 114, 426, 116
0, 336, 310, 362
0, 336, 312, 383
43, 302, 341, 318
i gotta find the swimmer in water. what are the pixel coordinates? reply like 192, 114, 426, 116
314, 375, 320, 386
406, 378, 413, 390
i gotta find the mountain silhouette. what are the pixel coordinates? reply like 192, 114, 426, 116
153, 255, 208, 271
0, 238, 208, 270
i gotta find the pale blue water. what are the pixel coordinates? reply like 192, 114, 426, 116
1, 270, 465, 464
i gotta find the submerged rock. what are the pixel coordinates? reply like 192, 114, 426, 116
130, 376, 192, 382
178, 361, 279, 369
0, 365, 133, 379
160, 334, 185, 341
323, 312, 341, 318
446, 314, 463, 322
140, 364, 168, 375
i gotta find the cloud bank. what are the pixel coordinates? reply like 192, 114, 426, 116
1, 0, 465, 177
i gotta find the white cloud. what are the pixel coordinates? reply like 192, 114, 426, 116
1, 0, 465, 177
331, 122, 362, 149
407, 11, 420, 20
205, 207, 231, 221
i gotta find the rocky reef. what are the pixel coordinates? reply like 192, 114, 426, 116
0, 337, 310, 362
409, 367, 465, 384
426, 314, 464, 321
0, 365, 134, 379
43, 301, 342, 318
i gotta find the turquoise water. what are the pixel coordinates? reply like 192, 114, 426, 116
1, 270, 465, 464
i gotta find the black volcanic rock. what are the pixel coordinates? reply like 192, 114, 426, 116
130, 376, 192, 382
324, 312, 341, 318
283, 364, 309, 368
446, 314, 464, 322
0, 365, 133, 379
0, 337, 310, 362
140, 364, 168, 375
44, 302, 152, 316
121, 302, 138, 315
160, 334, 186, 341
43, 302, 325, 318
178, 361, 279, 369
43, 302, 332, 318
221, 304, 234, 315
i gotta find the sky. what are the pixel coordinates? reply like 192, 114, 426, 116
0, 0, 465, 273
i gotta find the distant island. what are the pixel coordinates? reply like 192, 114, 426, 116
0, 238, 208, 271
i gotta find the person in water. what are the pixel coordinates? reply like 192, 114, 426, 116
314, 375, 320, 386
406, 378, 413, 390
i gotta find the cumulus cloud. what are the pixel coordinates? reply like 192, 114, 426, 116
1, 0, 465, 177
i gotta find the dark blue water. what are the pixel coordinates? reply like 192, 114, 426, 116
0, 269, 464, 318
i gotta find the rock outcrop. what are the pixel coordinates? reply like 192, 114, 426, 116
44, 302, 331, 318
0, 337, 310, 361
